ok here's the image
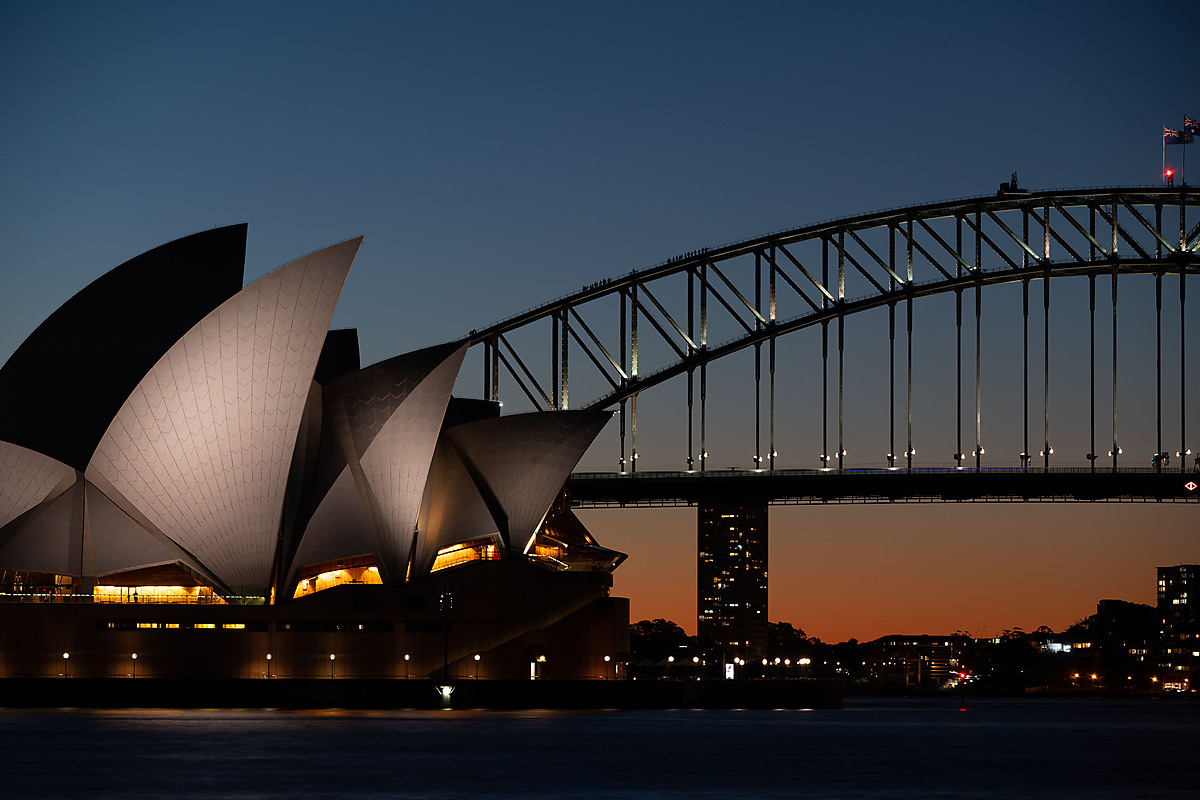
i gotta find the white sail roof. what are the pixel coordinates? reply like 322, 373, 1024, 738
446, 410, 611, 550
86, 239, 360, 594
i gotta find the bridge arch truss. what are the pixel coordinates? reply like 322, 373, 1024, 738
467, 187, 1199, 475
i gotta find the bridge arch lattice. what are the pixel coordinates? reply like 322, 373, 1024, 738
466, 187, 1199, 474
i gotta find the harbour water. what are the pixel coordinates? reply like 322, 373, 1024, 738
1, 697, 1195, 798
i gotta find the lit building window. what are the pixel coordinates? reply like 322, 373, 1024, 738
93, 584, 226, 604
293, 557, 383, 598
430, 539, 502, 573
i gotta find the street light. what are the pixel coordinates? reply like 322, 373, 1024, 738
266, 652, 272, 678
329, 653, 336, 679
131, 652, 137, 678
403, 653, 410, 679
473, 653, 480, 679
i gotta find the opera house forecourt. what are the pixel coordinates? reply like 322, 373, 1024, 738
0, 225, 642, 703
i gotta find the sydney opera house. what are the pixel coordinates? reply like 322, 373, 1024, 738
0, 225, 628, 681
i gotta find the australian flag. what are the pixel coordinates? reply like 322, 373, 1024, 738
1164, 126, 1192, 145
1185, 116, 1200, 137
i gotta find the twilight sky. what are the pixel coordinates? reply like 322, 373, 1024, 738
1, 1, 1197, 641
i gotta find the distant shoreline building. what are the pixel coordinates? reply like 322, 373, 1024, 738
0, 225, 628, 680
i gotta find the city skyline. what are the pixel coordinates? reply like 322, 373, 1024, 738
2, 2, 1197, 643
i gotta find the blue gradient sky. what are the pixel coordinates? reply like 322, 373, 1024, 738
2, 1, 1197, 640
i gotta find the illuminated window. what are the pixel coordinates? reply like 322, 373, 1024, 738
293, 555, 384, 597
93, 584, 225, 605
431, 538, 503, 573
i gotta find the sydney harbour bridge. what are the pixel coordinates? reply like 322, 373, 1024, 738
463, 185, 1199, 506
460, 183, 1198, 654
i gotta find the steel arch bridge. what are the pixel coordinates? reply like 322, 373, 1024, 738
464, 186, 1199, 504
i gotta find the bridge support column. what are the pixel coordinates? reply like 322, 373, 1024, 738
697, 501, 768, 664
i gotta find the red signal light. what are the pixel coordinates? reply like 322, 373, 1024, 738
1166, 169, 1174, 176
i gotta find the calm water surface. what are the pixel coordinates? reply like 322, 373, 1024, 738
0, 697, 1195, 799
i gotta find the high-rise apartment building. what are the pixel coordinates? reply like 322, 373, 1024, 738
697, 503, 768, 660
1157, 564, 1198, 690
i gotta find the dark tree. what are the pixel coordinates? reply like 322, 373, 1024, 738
629, 619, 691, 662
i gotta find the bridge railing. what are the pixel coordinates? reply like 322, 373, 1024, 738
573, 464, 1196, 478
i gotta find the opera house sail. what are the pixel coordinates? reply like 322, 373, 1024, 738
0, 226, 628, 682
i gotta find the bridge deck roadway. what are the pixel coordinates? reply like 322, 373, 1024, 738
567, 468, 1200, 507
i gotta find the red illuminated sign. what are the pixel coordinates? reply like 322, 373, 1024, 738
1186, 481, 1198, 492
